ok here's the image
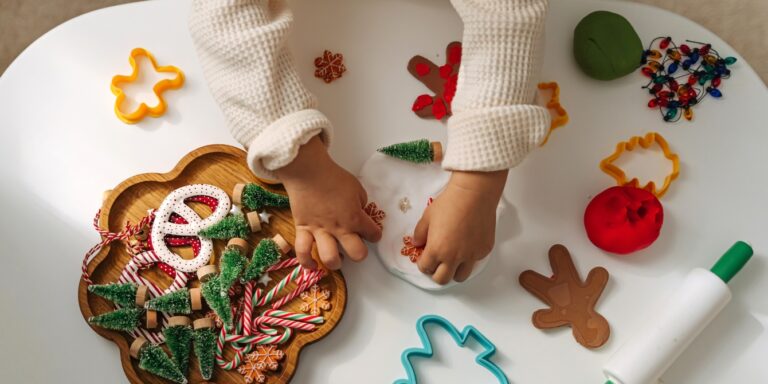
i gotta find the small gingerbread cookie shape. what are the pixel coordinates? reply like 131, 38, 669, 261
519, 244, 610, 349
408, 41, 462, 120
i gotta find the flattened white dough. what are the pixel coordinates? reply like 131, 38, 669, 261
359, 152, 504, 290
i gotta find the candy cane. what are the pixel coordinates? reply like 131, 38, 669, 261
255, 266, 303, 306
215, 306, 252, 370
226, 328, 294, 345
257, 322, 279, 335
253, 315, 316, 332
266, 257, 299, 272
270, 269, 326, 310
216, 326, 252, 370
262, 309, 324, 324
243, 281, 255, 335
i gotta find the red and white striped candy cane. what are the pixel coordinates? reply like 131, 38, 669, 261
215, 305, 253, 370
242, 281, 255, 335
262, 309, 324, 325
256, 322, 279, 335
255, 265, 304, 306
270, 269, 326, 310
253, 315, 316, 332
265, 257, 299, 272
216, 326, 252, 370
225, 327, 294, 345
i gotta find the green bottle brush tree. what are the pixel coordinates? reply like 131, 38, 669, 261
234, 183, 290, 211
144, 288, 192, 315
88, 282, 145, 307
131, 337, 187, 384
193, 318, 217, 380
163, 317, 193, 376
88, 307, 144, 332
241, 236, 285, 283
198, 211, 263, 240
377, 139, 442, 164
199, 213, 250, 239
200, 274, 233, 330
218, 242, 249, 294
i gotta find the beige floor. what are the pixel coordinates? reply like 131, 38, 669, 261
1, 0, 766, 83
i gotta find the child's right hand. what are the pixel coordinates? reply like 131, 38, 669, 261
276, 136, 382, 270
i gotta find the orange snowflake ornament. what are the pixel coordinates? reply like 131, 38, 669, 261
314, 50, 346, 83
299, 285, 332, 316
238, 345, 285, 383
400, 236, 424, 263
364, 202, 386, 229
238, 359, 266, 384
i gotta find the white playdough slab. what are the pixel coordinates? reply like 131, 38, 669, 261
0, 0, 766, 383
358, 152, 505, 290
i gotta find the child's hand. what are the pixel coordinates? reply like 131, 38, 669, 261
412, 170, 508, 284
276, 136, 382, 270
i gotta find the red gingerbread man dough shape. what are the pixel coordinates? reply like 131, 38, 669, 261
408, 41, 462, 120
519, 244, 611, 349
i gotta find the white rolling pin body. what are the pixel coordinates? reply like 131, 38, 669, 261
603, 268, 731, 384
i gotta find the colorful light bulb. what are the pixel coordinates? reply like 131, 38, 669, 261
667, 62, 679, 74
708, 87, 722, 98
684, 107, 693, 121
660, 37, 671, 49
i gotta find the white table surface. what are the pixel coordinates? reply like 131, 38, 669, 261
1, 0, 766, 383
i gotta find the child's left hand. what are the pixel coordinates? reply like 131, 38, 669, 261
412, 170, 508, 285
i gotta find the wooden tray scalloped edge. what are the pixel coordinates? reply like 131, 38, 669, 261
77, 144, 347, 383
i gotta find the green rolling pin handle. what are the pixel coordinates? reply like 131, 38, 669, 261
710, 241, 753, 283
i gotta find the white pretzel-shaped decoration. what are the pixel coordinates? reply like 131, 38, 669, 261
151, 184, 231, 272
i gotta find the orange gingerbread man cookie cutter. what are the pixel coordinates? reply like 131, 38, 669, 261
538, 82, 569, 146
111, 48, 185, 124
600, 132, 680, 198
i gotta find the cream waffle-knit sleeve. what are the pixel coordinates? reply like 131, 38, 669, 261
445, 0, 551, 171
189, 0, 332, 180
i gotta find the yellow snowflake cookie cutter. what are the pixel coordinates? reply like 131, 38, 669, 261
111, 48, 185, 124
538, 82, 569, 146
600, 132, 680, 198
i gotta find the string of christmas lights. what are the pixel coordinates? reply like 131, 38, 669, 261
640, 37, 737, 122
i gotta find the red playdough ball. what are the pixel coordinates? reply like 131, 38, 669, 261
584, 186, 664, 255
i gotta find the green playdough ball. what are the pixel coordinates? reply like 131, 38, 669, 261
573, 11, 643, 80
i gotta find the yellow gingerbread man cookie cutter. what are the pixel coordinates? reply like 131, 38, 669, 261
111, 48, 184, 124
600, 132, 680, 198
538, 82, 569, 146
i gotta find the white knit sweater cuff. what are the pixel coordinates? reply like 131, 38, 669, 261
246, 109, 332, 180
443, 105, 551, 172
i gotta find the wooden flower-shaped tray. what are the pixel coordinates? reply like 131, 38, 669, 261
77, 144, 346, 383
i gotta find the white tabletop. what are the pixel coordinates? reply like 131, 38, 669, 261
1, 0, 766, 383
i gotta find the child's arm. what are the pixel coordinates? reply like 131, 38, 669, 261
189, 0, 331, 180
413, 0, 551, 284
190, 1, 381, 269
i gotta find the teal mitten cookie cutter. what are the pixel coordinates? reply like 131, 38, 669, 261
394, 314, 509, 384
